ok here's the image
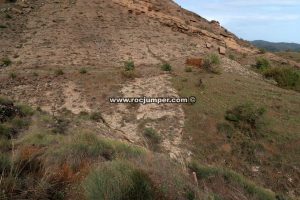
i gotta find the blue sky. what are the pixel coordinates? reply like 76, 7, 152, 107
174, 0, 300, 43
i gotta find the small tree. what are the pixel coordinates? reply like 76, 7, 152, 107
124, 60, 135, 71
161, 63, 172, 72
255, 57, 270, 71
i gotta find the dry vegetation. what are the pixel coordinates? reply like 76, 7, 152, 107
172, 62, 300, 199
1, 0, 300, 199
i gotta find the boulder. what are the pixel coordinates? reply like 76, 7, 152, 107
219, 46, 226, 55
206, 43, 212, 48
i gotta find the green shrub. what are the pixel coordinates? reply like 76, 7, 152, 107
209, 53, 221, 65
79, 68, 87, 74
263, 67, 300, 91
161, 63, 172, 72
259, 48, 266, 54
0, 96, 13, 105
9, 72, 17, 79
90, 112, 103, 122
52, 117, 69, 134
225, 103, 266, 137
1, 57, 11, 67
229, 54, 236, 60
54, 69, 64, 76
0, 100, 19, 123
17, 104, 34, 116
186, 190, 196, 200
128, 170, 154, 200
0, 24, 7, 29
124, 60, 135, 71
255, 57, 270, 71
122, 70, 136, 79
185, 67, 192, 72
143, 128, 161, 151
203, 53, 221, 74
143, 128, 161, 143
83, 160, 154, 200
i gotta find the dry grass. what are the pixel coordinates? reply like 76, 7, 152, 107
275, 52, 300, 63
189, 162, 276, 200
172, 68, 300, 197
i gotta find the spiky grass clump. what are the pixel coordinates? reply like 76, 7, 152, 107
83, 160, 154, 200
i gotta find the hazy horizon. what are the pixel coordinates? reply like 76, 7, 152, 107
174, 0, 300, 44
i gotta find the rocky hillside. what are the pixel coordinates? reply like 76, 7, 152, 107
1, 0, 300, 200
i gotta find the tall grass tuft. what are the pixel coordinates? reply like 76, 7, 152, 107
83, 160, 154, 200
189, 162, 276, 200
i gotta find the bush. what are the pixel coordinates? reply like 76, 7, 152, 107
259, 48, 266, 54
122, 70, 136, 79
9, 72, 17, 79
0, 25, 7, 29
185, 67, 192, 72
0, 98, 20, 122
143, 128, 161, 151
52, 117, 69, 134
1, 57, 12, 67
229, 54, 236, 60
209, 53, 221, 65
203, 53, 221, 74
255, 57, 270, 71
264, 67, 300, 91
143, 128, 161, 143
83, 161, 154, 200
17, 104, 34, 116
90, 112, 103, 122
0, 96, 13, 105
54, 69, 64, 76
225, 103, 266, 137
161, 63, 172, 72
124, 60, 135, 71
79, 68, 87, 74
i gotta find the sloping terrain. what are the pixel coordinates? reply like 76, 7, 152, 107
0, 0, 300, 200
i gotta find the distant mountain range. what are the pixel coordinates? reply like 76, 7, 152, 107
251, 40, 300, 52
